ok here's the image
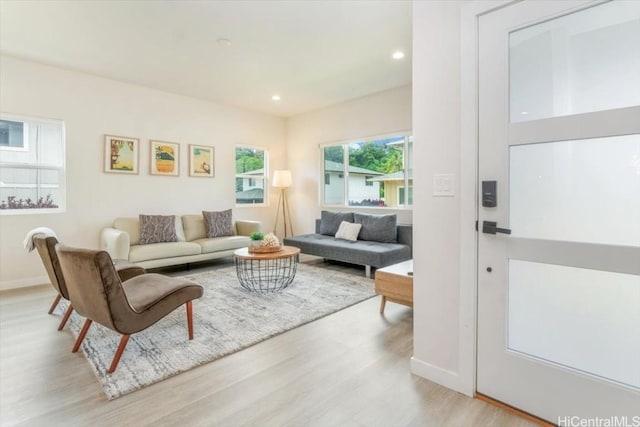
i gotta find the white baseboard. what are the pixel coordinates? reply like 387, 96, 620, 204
0, 275, 48, 291
411, 357, 472, 397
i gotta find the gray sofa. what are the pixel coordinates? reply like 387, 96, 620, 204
283, 212, 412, 277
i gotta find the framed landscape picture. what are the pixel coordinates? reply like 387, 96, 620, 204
104, 135, 139, 174
150, 140, 180, 176
189, 144, 214, 177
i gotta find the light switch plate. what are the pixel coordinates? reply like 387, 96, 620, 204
433, 173, 455, 196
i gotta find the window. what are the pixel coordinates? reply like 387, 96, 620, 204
321, 134, 413, 208
398, 186, 413, 205
235, 145, 268, 205
0, 120, 27, 150
0, 114, 65, 214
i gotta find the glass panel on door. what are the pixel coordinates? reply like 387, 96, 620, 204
509, 134, 640, 246
509, 0, 640, 123
508, 259, 640, 389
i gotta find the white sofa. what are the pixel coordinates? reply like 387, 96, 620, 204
100, 215, 261, 269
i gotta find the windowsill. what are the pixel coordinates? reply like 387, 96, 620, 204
321, 204, 413, 211
235, 203, 269, 208
0, 207, 66, 215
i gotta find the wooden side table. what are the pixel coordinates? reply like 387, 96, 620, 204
374, 260, 413, 314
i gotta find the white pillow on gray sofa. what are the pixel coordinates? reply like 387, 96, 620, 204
334, 221, 362, 242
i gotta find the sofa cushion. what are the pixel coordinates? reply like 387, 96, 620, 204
353, 213, 397, 243
115, 217, 185, 245
139, 215, 178, 245
235, 220, 262, 236
114, 217, 141, 245
174, 217, 186, 242
202, 209, 234, 238
193, 235, 251, 254
128, 241, 201, 263
335, 221, 361, 242
182, 215, 207, 241
319, 211, 354, 236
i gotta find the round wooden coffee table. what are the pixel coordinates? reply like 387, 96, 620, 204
233, 246, 301, 292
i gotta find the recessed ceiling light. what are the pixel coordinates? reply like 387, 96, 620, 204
272, 95, 281, 101
521, 111, 529, 115
392, 51, 405, 60
216, 38, 232, 46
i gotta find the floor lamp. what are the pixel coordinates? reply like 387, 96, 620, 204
272, 170, 294, 238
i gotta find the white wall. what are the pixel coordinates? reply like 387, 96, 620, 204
286, 85, 412, 233
0, 55, 286, 289
411, 1, 469, 394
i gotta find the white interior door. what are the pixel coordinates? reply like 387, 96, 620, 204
477, 0, 640, 422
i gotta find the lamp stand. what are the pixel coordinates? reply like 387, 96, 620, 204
274, 188, 294, 238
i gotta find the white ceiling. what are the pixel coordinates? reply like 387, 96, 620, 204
0, 0, 412, 117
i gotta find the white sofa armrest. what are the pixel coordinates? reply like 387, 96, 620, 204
235, 220, 262, 236
100, 227, 131, 260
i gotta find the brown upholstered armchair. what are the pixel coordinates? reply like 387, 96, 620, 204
33, 236, 146, 331
55, 245, 204, 373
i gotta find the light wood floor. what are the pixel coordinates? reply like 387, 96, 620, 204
0, 258, 536, 427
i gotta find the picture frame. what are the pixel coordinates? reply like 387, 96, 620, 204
150, 140, 180, 176
104, 135, 139, 174
189, 144, 215, 177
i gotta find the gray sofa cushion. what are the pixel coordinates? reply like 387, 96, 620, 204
353, 213, 397, 243
319, 211, 354, 236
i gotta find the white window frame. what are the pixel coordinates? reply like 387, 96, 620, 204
319, 130, 413, 209
235, 144, 268, 207
0, 113, 66, 215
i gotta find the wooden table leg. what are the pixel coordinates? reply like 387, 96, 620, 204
379, 296, 387, 314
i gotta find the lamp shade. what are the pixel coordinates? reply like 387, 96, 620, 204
272, 170, 292, 188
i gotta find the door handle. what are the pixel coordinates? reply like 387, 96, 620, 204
482, 221, 511, 235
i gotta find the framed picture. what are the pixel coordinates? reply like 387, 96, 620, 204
104, 135, 139, 174
150, 140, 180, 176
189, 144, 214, 177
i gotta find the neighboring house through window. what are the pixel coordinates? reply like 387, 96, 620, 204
235, 145, 268, 205
0, 114, 66, 214
321, 133, 413, 208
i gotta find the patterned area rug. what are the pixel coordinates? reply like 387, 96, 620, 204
57, 263, 374, 400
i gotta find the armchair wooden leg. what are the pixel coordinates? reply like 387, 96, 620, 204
73, 319, 93, 353
186, 300, 194, 340
57, 305, 74, 331
48, 294, 62, 314
109, 335, 130, 373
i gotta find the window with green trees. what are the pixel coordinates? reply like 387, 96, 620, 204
321, 134, 412, 208
235, 146, 268, 205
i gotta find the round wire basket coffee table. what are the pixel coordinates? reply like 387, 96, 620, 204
233, 246, 300, 292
